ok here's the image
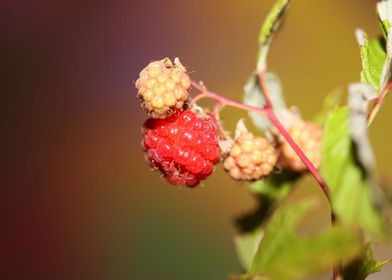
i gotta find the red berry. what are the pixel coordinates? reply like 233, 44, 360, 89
142, 109, 220, 187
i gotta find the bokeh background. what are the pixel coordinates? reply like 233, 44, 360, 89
2, 0, 392, 279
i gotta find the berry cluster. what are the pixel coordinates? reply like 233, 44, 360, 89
136, 58, 190, 119
142, 110, 220, 187
223, 132, 277, 181
135, 58, 323, 188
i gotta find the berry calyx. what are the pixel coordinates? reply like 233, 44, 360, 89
223, 132, 277, 181
142, 109, 220, 187
136, 58, 190, 119
278, 120, 322, 172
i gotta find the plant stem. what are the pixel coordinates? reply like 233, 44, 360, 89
191, 77, 332, 205
257, 71, 339, 280
257, 71, 332, 203
367, 81, 392, 126
191, 81, 268, 116
191, 76, 338, 276
267, 112, 330, 198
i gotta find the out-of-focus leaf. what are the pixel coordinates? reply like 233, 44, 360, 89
257, 0, 293, 70
356, 29, 387, 92
348, 83, 387, 208
235, 229, 264, 270
235, 196, 275, 234
248, 171, 300, 199
244, 73, 286, 132
377, 0, 392, 38
320, 107, 384, 234
343, 245, 390, 280
348, 83, 377, 175
235, 119, 249, 139
313, 88, 342, 125
248, 200, 361, 280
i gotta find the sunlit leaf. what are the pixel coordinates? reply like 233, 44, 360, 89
248, 200, 361, 280
356, 29, 386, 92
257, 0, 293, 70
235, 229, 264, 270
320, 107, 384, 234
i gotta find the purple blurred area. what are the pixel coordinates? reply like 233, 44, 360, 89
1, 0, 391, 279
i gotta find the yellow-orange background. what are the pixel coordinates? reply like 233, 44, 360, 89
2, 0, 392, 279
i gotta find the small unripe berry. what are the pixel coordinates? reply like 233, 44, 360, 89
223, 132, 277, 181
278, 120, 322, 172
136, 58, 190, 119
142, 109, 220, 187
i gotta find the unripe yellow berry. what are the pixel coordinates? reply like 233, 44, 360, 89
136, 58, 190, 119
224, 133, 277, 181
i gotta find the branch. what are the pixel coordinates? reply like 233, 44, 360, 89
257, 71, 332, 204
190, 80, 268, 116
367, 81, 392, 126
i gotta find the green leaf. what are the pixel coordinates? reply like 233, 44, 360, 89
356, 29, 386, 92
377, 0, 392, 37
235, 229, 264, 270
343, 245, 390, 280
248, 200, 361, 280
248, 171, 300, 199
244, 72, 286, 132
320, 107, 384, 234
313, 88, 342, 125
257, 0, 293, 70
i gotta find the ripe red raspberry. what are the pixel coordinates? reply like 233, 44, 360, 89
223, 132, 277, 181
142, 109, 220, 187
278, 120, 322, 172
136, 58, 190, 119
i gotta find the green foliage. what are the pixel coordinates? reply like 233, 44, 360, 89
235, 229, 264, 270
313, 88, 342, 125
377, 0, 392, 37
320, 107, 384, 234
235, 1, 392, 279
343, 245, 390, 280
248, 171, 300, 199
356, 30, 386, 92
247, 200, 361, 280
257, 0, 292, 70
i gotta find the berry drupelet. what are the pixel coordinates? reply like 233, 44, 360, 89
142, 110, 220, 187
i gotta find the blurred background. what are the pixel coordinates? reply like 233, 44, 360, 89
2, 0, 392, 279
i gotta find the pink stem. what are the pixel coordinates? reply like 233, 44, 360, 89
267, 112, 331, 199
368, 81, 392, 125
257, 71, 331, 202
191, 81, 268, 116
257, 71, 272, 109
191, 77, 333, 209
258, 71, 337, 278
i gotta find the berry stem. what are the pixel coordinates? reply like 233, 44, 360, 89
258, 70, 339, 279
257, 70, 332, 203
257, 71, 272, 109
266, 112, 331, 199
191, 81, 268, 116
367, 81, 392, 126
191, 77, 334, 210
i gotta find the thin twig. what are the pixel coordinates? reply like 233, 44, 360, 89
257, 71, 332, 203
191, 80, 268, 116
368, 81, 392, 126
